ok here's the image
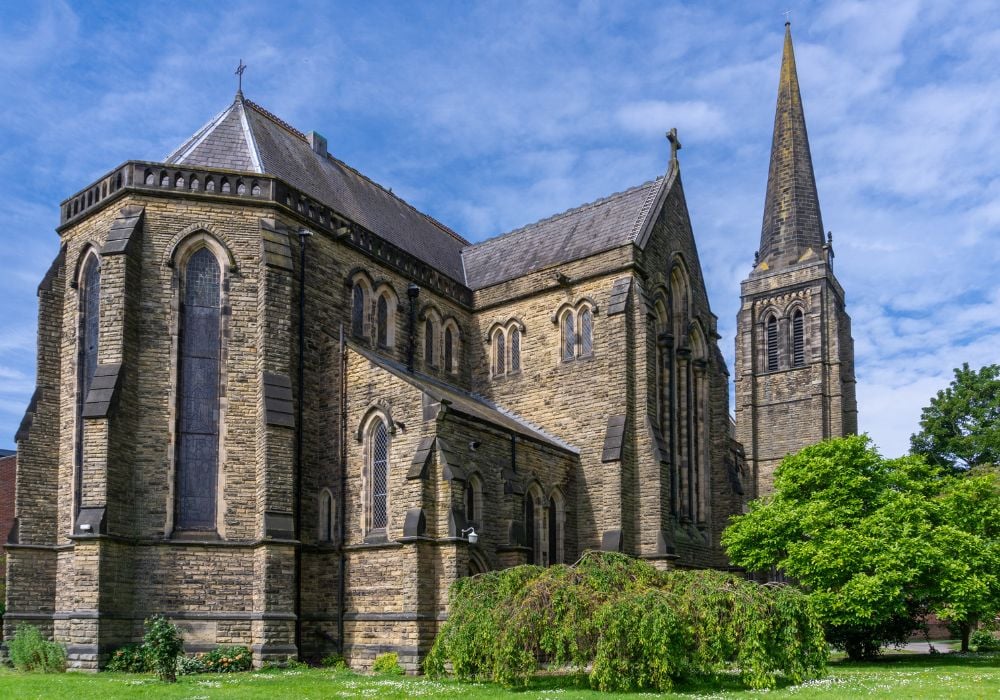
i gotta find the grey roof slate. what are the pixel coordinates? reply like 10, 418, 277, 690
350, 344, 577, 454
462, 178, 663, 290
166, 96, 468, 281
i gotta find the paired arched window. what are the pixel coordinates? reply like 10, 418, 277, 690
524, 491, 539, 565
559, 303, 594, 362
444, 324, 456, 374
424, 317, 437, 367
318, 488, 334, 543
374, 287, 398, 349
765, 314, 779, 371
366, 418, 390, 533
175, 246, 224, 531
791, 309, 805, 367
491, 321, 523, 377
75, 251, 101, 516
547, 491, 565, 566
351, 283, 366, 338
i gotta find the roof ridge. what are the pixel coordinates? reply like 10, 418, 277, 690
466, 177, 662, 251
245, 97, 470, 247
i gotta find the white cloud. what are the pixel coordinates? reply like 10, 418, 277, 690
616, 100, 729, 141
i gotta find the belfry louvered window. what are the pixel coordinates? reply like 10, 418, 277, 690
494, 329, 506, 375
75, 253, 101, 515
766, 315, 779, 371
351, 284, 365, 338
176, 248, 222, 531
580, 308, 593, 356
369, 419, 389, 531
562, 311, 576, 361
510, 328, 521, 372
791, 310, 805, 367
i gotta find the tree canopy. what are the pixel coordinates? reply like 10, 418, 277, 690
722, 435, 1000, 658
911, 363, 1000, 471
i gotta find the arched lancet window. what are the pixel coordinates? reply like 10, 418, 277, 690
791, 309, 805, 367
493, 328, 506, 376
524, 493, 537, 564
75, 252, 101, 515
367, 418, 390, 532
319, 488, 334, 543
465, 474, 482, 525
424, 317, 436, 367
765, 314, 779, 371
175, 247, 222, 531
510, 327, 521, 372
351, 283, 365, 338
376, 295, 390, 347
547, 496, 560, 565
444, 326, 455, 373
579, 307, 593, 356
561, 311, 576, 362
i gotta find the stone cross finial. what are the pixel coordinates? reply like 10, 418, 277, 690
235, 59, 247, 94
783, 9, 792, 24
666, 128, 682, 162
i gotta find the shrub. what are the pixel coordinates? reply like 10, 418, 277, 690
322, 653, 348, 669
143, 615, 184, 682
971, 629, 1000, 652
105, 643, 150, 673
425, 552, 826, 692
201, 645, 253, 673
8, 624, 66, 673
176, 654, 207, 675
372, 651, 404, 675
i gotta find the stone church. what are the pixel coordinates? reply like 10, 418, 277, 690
6, 24, 853, 670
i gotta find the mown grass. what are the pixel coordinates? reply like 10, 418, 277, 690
0, 653, 996, 699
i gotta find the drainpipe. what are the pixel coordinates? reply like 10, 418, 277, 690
406, 283, 420, 371
338, 323, 347, 655
294, 227, 312, 659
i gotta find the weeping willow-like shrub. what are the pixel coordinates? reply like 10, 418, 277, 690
425, 552, 826, 692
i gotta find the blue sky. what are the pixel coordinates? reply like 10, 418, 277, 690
1, 1, 998, 456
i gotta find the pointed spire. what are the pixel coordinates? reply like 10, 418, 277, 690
757, 23, 825, 270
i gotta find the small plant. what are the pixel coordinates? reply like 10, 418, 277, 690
201, 645, 253, 673
176, 654, 208, 675
106, 643, 150, 673
8, 624, 66, 673
143, 615, 184, 682
372, 651, 404, 675
322, 653, 348, 670
971, 629, 1000, 652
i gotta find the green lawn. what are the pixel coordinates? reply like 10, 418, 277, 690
0, 654, 997, 699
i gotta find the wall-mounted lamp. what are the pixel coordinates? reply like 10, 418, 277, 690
461, 527, 478, 545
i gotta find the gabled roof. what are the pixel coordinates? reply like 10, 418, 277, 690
166, 94, 469, 281
758, 23, 825, 270
350, 344, 578, 454
462, 174, 668, 290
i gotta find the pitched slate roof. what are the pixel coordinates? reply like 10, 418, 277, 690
166, 95, 469, 281
462, 176, 665, 290
350, 344, 578, 454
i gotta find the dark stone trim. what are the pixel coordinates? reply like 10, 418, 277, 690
607, 277, 632, 315
402, 508, 426, 538
16, 388, 39, 443
601, 529, 624, 552
81, 363, 122, 419
407, 436, 435, 479
646, 415, 670, 465
264, 511, 295, 540
8, 610, 298, 622
437, 437, 465, 481
601, 414, 626, 462
260, 218, 294, 270
74, 506, 106, 536
101, 205, 144, 256
263, 372, 295, 428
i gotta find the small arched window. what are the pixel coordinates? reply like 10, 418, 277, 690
561, 311, 576, 362
351, 283, 366, 338
510, 328, 521, 373
524, 494, 537, 565
580, 307, 593, 356
493, 328, 506, 376
548, 496, 558, 565
444, 326, 455, 373
766, 314, 779, 371
376, 295, 389, 347
791, 309, 805, 367
319, 489, 334, 543
424, 317, 436, 367
367, 418, 390, 532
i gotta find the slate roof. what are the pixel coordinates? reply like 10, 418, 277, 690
166, 95, 469, 281
350, 344, 578, 454
462, 177, 665, 290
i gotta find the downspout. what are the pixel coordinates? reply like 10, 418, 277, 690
338, 323, 347, 655
294, 227, 312, 658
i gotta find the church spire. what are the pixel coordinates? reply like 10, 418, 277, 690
757, 23, 825, 269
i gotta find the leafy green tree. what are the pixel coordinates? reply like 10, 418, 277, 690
724, 436, 958, 659
930, 467, 1000, 651
911, 363, 1000, 471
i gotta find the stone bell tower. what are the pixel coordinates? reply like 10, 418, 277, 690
734, 23, 858, 497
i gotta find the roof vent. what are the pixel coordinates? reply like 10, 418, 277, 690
307, 131, 328, 157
